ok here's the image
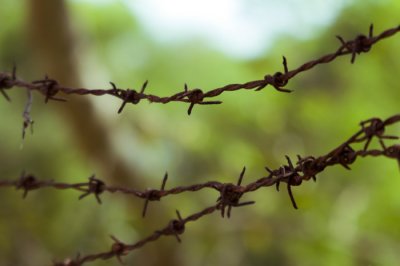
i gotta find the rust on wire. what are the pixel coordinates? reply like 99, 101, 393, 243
216, 167, 255, 218
142, 172, 168, 217
0, 25, 398, 139
1, 115, 399, 265
0, 64, 16, 101
78, 175, 106, 204
16, 172, 40, 198
258, 56, 291, 92
1, 115, 399, 210
32, 76, 66, 103
336, 24, 374, 63
0, 24, 399, 118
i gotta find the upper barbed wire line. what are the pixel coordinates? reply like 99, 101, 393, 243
286, 24, 400, 79
0, 24, 399, 115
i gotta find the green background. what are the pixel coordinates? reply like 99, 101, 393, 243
0, 1, 399, 265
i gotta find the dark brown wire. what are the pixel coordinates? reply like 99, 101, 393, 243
1, 114, 399, 265
0, 24, 399, 116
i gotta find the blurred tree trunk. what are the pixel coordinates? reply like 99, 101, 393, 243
27, 0, 134, 185
27, 0, 178, 265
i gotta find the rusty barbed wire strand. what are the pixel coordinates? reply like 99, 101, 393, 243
1, 114, 399, 265
52, 206, 218, 266
1, 115, 400, 211
0, 24, 399, 118
48, 113, 400, 264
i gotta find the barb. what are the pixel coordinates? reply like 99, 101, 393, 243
142, 172, 168, 217
216, 167, 255, 218
0, 24, 398, 116
1, 115, 399, 265
32, 75, 67, 103
78, 175, 105, 204
0, 64, 15, 101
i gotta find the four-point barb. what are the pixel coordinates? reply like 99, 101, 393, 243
216, 167, 255, 218
260, 56, 292, 93
142, 172, 168, 217
337, 24, 374, 63
78, 175, 106, 204
182, 84, 222, 115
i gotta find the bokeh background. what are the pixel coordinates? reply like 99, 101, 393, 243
0, 0, 399, 265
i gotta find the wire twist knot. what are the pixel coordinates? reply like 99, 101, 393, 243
0, 66, 16, 101
274, 156, 303, 209
384, 144, 400, 159
79, 175, 105, 204
260, 56, 291, 93
110, 236, 129, 264
182, 86, 222, 115
16, 173, 40, 198
330, 145, 357, 170
114, 80, 148, 113
33, 76, 65, 103
337, 24, 374, 63
297, 155, 325, 181
157, 210, 185, 242
216, 167, 255, 218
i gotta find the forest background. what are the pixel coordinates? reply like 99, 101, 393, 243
0, 0, 399, 265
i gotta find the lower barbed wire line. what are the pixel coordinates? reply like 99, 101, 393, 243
0, 24, 399, 116
55, 130, 400, 266
50, 131, 399, 265
54, 205, 219, 266
0, 115, 398, 265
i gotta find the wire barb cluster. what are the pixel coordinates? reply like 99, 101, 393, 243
1, 115, 399, 265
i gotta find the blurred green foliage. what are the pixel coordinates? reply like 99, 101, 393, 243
0, 1, 399, 265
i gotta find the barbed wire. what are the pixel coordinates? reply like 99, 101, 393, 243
1, 23, 400, 265
1, 114, 399, 265
0, 24, 399, 121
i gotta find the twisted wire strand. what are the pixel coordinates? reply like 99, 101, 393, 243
1, 115, 398, 265
0, 25, 399, 116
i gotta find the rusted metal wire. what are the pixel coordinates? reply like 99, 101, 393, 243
0, 24, 399, 117
1, 114, 399, 265
1, 24, 400, 265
